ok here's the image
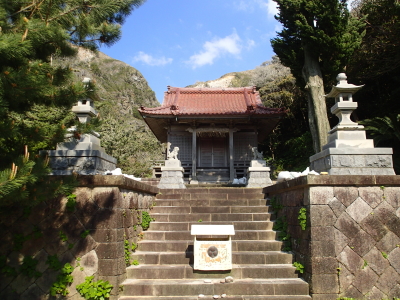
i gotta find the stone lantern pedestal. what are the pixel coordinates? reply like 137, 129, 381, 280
310, 73, 395, 175
157, 159, 186, 189
247, 160, 273, 187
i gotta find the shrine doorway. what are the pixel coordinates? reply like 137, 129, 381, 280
198, 137, 228, 168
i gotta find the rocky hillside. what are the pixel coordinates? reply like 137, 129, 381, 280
187, 58, 297, 109
187, 70, 254, 89
55, 48, 164, 177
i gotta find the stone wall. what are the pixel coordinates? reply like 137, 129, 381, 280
264, 175, 400, 300
0, 175, 158, 300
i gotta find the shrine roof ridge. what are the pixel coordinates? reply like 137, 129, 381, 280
166, 86, 258, 94
138, 86, 287, 117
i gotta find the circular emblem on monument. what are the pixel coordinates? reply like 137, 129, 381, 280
207, 246, 218, 258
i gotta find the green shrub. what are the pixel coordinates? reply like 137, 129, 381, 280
21, 256, 42, 278
293, 261, 304, 274
298, 207, 307, 230
76, 276, 113, 300
141, 211, 153, 231
50, 263, 74, 296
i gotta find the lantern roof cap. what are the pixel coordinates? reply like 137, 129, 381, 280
325, 73, 364, 98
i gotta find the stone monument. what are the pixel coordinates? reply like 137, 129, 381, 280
310, 73, 395, 175
157, 143, 186, 189
191, 225, 235, 271
46, 78, 117, 175
246, 147, 273, 187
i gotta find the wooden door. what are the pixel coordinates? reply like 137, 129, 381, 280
198, 137, 227, 167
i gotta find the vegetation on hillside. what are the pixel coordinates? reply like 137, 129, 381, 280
250, 59, 313, 174
347, 0, 400, 173
55, 49, 163, 176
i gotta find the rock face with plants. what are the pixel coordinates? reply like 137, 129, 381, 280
265, 177, 400, 299
55, 48, 164, 177
0, 176, 158, 300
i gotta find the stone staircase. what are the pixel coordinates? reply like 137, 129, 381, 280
120, 188, 310, 300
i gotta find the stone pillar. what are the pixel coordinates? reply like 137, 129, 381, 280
247, 160, 273, 188
191, 128, 198, 184
229, 128, 234, 182
157, 159, 186, 189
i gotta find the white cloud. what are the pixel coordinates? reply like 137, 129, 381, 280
235, 0, 278, 18
267, 0, 279, 16
247, 39, 256, 50
257, 0, 278, 17
132, 52, 173, 66
187, 31, 242, 69
234, 1, 254, 12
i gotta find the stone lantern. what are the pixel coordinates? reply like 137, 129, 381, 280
309, 73, 395, 175
323, 73, 373, 149
71, 78, 97, 124
45, 78, 117, 175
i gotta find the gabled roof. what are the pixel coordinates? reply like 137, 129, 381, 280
139, 86, 286, 116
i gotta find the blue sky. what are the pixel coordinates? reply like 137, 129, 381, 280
100, 0, 282, 104
101, 0, 353, 104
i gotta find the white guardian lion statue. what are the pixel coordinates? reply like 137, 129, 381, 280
166, 142, 180, 160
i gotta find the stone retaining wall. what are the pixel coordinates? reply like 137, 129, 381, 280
264, 175, 400, 300
0, 175, 158, 300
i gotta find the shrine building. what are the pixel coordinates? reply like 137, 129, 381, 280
139, 86, 286, 183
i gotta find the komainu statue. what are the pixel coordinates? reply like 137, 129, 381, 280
166, 142, 180, 160
251, 146, 263, 160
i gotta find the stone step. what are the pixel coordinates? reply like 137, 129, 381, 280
147, 220, 273, 230
156, 193, 264, 201
154, 199, 267, 207
136, 240, 284, 253
150, 213, 273, 224
120, 296, 311, 300
151, 206, 270, 214
132, 250, 292, 265
121, 278, 309, 297
159, 188, 263, 195
120, 187, 310, 300
142, 230, 277, 241
126, 264, 299, 279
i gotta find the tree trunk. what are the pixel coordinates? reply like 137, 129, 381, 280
302, 45, 331, 152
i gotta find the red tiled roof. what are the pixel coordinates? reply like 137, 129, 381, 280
139, 86, 285, 116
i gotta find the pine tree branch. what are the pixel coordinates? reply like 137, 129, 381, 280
46, 6, 82, 23
8, 2, 36, 17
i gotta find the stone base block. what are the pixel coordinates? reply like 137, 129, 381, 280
158, 170, 186, 189
323, 139, 374, 150
310, 148, 395, 175
164, 159, 182, 168
45, 150, 117, 175
250, 160, 266, 168
57, 134, 105, 151
247, 168, 273, 188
